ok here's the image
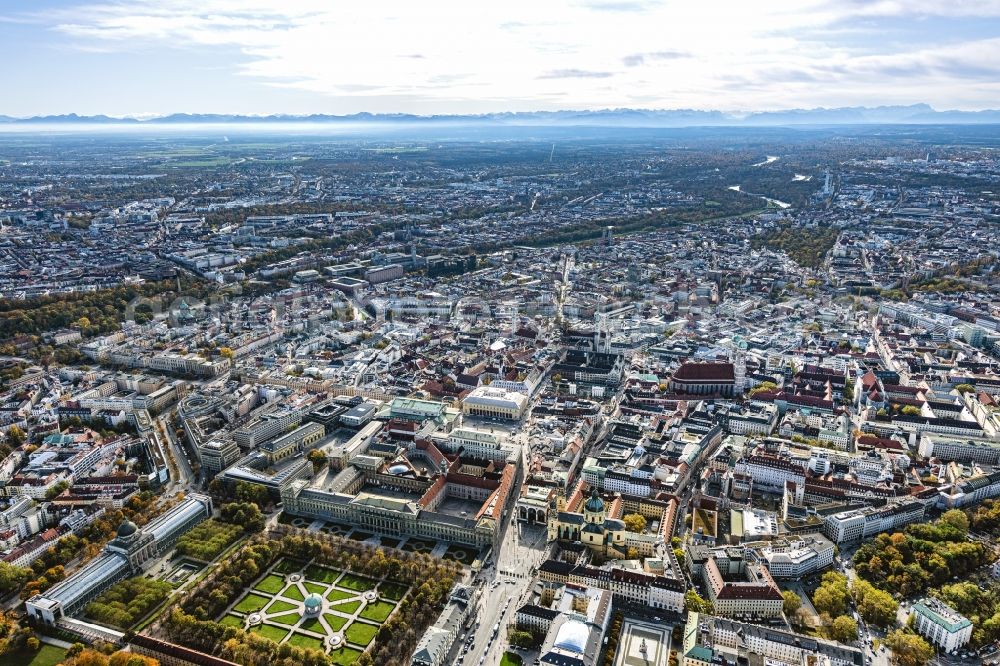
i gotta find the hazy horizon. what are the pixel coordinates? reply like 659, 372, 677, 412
1, 102, 999, 122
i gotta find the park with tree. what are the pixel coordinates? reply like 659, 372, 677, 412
158, 528, 460, 666
85, 577, 174, 629
853, 510, 991, 598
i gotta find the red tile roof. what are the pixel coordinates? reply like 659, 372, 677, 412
673, 362, 735, 382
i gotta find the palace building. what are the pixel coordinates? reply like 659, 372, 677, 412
281, 437, 515, 550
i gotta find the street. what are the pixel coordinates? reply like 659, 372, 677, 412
456, 520, 550, 666
158, 410, 196, 490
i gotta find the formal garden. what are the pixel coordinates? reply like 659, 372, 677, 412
218, 557, 411, 664
441, 543, 479, 565
160, 528, 461, 666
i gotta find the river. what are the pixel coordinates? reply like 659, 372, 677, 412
728, 184, 790, 208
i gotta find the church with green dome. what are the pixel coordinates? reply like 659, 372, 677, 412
547, 485, 627, 553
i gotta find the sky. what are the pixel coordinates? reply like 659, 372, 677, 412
3, 0, 1000, 117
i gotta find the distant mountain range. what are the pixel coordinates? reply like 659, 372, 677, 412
3, 104, 1000, 127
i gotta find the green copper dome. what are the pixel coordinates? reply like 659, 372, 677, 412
303, 593, 323, 615
116, 520, 138, 539
584, 487, 605, 514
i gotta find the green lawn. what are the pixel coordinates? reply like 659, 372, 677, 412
286, 632, 325, 651
500, 653, 523, 666
220, 614, 244, 628
0, 644, 67, 666
255, 574, 286, 595
250, 624, 288, 643
300, 617, 325, 633
329, 646, 364, 666
323, 614, 349, 632
281, 585, 305, 601
305, 565, 341, 583
359, 600, 396, 623
274, 558, 306, 573
338, 573, 376, 591
266, 599, 298, 614
270, 612, 302, 626
326, 587, 354, 602
328, 600, 361, 615
233, 593, 270, 614
345, 621, 379, 646
227, 565, 404, 656
379, 582, 409, 601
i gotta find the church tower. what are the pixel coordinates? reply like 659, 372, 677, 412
731, 335, 747, 396
547, 479, 568, 542
547, 494, 560, 542
594, 315, 611, 354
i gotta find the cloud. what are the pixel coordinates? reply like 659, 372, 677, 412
576, 0, 657, 11
538, 69, 615, 79
826, 0, 1000, 19
622, 50, 689, 66
0, 14, 36, 24
10, 0, 1000, 112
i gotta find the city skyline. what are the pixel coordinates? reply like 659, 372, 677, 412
3, 0, 1000, 117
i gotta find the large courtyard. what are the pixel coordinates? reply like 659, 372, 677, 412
219, 557, 411, 664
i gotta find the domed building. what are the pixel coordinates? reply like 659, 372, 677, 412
116, 520, 138, 539
26, 494, 214, 626
303, 593, 324, 616
107, 519, 156, 568
583, 488, 605, 522
553, 617, 590, 654
548, 485, 626, 553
